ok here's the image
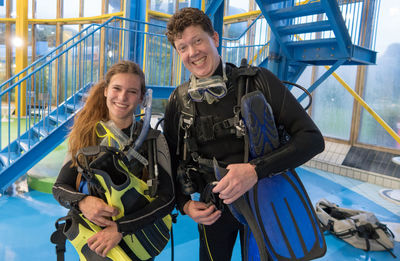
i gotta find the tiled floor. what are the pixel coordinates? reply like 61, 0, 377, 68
309, 140, 400, 189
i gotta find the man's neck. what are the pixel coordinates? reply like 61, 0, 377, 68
212, 59, 223, 77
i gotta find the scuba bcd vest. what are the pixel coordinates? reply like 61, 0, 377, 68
53, 119, 173, 261
175, 60, 261, 197
316, 199, 396, 258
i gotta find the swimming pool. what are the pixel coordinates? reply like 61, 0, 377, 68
0, 167, 399, 260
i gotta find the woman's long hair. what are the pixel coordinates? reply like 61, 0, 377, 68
68, 61, 146, 165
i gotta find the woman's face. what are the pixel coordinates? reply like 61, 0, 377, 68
104, 73, 143, 129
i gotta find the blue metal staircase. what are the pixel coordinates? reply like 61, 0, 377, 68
0, 84, 90, 192
254, 0, 379, 82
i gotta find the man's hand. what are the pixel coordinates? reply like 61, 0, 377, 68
78, 196, 119, 227
183, 200, 221, 225
87, 222, 122, 257
212, 163, 258, 204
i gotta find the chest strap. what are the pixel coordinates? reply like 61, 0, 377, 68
177, 60, 259, 164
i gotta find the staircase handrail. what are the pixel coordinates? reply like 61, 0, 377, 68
222, 13, 264, 42
0, 23, 100, 90
0, 16, 170, 97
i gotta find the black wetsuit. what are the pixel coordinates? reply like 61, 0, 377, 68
163, 62, 324, 261
52, 124, 175, 241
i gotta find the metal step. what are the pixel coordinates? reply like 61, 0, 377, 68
32, 126, 49, 138
285, 37, 337, 47
266, 0, 288, 4
48, 113, 70, 125
77, 91, 89, 100
19, 138, 39, 152
65, 103, 78, 112
277, 20, 332, 36
269, 2, 324, 20
0, 151, 19, 167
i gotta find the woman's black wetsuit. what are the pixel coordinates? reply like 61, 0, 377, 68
53, 124, 175, 236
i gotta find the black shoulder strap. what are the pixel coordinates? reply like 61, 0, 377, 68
50, 216, 69, 261
232, 59, 259, 162
176, 82, 197, 161
144, 129, 162, 197
176, 81, 194, 119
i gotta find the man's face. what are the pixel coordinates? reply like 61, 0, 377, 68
174, 25, 220, 79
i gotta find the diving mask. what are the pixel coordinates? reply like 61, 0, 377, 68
188, 62, 228, 104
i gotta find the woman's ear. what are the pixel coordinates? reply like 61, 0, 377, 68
104, 86, 108, 97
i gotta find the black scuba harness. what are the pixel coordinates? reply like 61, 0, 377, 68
176, 59, 258, 197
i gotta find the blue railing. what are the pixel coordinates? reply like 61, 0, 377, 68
222, 14, 271, 66
276, 0, 380, 49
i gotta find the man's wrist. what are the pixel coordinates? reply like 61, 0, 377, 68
183, 200, 192, 215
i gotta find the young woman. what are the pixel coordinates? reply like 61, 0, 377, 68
52, 61, 175, 260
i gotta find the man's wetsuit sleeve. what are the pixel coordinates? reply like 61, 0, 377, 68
52, 160, 87, 212
163, 88, 191, 214
249, 67, 325, 179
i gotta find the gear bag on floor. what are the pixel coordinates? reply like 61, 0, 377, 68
315, 199, 396, 258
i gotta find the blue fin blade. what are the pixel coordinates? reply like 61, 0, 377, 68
241, 91, 280, 159
239, 91, 326, 261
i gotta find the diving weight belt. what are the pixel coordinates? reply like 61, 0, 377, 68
65, 146, 172, 261
215, 91, 326, 261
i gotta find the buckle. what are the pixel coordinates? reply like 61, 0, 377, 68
221, 119, 233, 129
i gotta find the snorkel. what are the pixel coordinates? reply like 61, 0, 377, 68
133, 88, 153, 150
125, 88, 153, 165
128, 88, 159, 197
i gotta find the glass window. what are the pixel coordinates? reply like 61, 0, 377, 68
294, 66, 313, 110
35, 0, 56, 19
35, 25, 56, 58
84, 0, 102, 17
28, 0, 32, 19
10, 24, 15, 75
0, 1, 6, 18
108, 0, 121, 14
358, 0, 400, 149
10, 0, 15, 18
311, 66, 357, 140
150, 0, 175, 14
0, 24, 5, 83
145, 18, 174, 86
178, 0, 190, 9
63, 0, 80, 18
61, 25, 79, 42
226, 0, 249, 14
27, 25, 32, 64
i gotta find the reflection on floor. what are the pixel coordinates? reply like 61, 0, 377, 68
0, 167, 399, 261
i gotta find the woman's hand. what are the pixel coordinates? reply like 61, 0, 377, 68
78, 196, 119, 227
87, 221, 123, 257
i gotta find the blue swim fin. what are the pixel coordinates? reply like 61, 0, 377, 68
239, 91, 326, 261
213, 158, 270, 261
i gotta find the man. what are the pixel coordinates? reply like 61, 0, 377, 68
163, 7, 324, 261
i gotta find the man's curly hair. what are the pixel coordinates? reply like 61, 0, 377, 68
166, 7, 215, 48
